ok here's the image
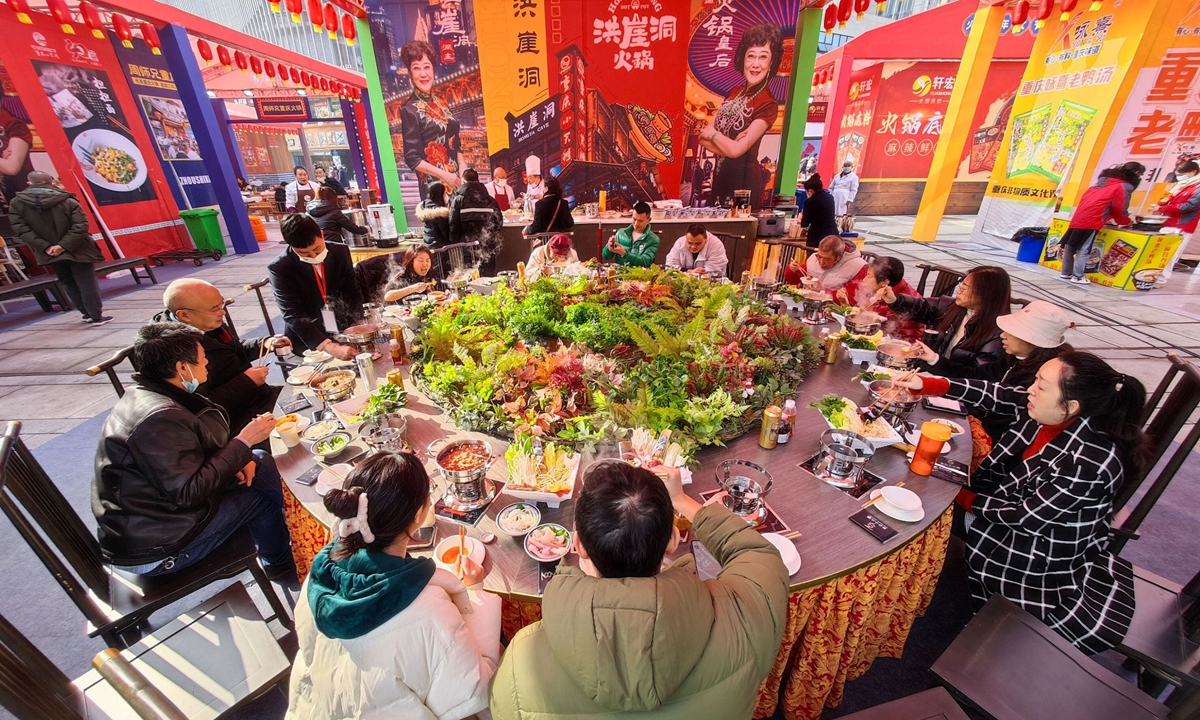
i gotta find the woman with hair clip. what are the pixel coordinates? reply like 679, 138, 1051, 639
897, 351, 1145, 654
881, 265, 1011, 376
287, 452, 501, 719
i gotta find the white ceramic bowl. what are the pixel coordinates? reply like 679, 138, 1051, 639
311, 432, 352, 462
523, 523, 572, 563
495, 502, 541, 537
288, 365, 316, 382
880, 485, 922, 513
844, 346, 877, 365
433, 535, 486, 571
314, 463, 353, 496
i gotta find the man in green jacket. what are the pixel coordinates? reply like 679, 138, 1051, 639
490, 461, 790, 719
9, 172, 110, 324
602, 201, 660, 267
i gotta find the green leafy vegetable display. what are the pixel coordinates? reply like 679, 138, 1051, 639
853, 369, 892, 383
413, 267, 820, 453
358, 381, 409, 426
838, 331, 881, 350
809, 394, 857, 430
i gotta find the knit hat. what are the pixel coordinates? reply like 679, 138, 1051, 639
548, 234, 572, 252
996, 300, 1073, 348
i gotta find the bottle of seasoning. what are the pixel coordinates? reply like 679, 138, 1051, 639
389, 326, 406, 366
777, 400, 796, 444
516, 261, 527, 285
823, 331, 839, 364
272, 334, 290, 357
355, 352, 377, 391
759, 405, 782, 449
386, 368, 406, 390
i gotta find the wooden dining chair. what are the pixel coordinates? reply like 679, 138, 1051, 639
932, 594, 1171, 720
1110, 353, 1200, 553
1115, 563, 1200, 709
0, 421, 292, 649
712, 232, 744, 280
243, 278, 277, 337
0, 582, 289, 720
86, 346, 136, 398
914, 262, 966, 297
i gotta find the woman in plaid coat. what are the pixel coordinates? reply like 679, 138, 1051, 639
901, 352, 1147, 654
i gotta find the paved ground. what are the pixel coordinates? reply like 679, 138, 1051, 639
0, 213, 1196, 448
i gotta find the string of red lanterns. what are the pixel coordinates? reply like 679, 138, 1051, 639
6, 0, 31, 25
45, 0, 73, 34
286, 0, 303, 23
323, 3, 338, 40
79, 1, 104, 38
306, 0, 322, 33
854, 0, 870, 20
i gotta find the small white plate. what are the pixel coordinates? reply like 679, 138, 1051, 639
905, 430, 952, 453
869, 489, 925, 522
762, 533, 802, 576
303, 351, 332, 364
931, 418, 965, 436
270, 415, 311, 438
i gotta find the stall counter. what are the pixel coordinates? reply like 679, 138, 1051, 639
1040, 217, 1182, 289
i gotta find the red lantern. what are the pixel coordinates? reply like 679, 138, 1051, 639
79, 2, 104, 38
1060, 0, 1077, 18
1011, 0, 1030, 28
290, 66, 301, 84
250, 56, 263, 77
837, 0, 853, 27
286, 0, 302, 23
342, 13, 356, 46
300, 70, 311, 87
112, 14, 134, 48
1088, 0, 1101, 10
234, 50, 248, 73
823, 4, 838, 34
6, 0, 31, 25
140, 22, 161, 54
197, 39, 213, 64
268, 0, 281, 12
319, 77, 329, 92
854, 0, 870, 19
323, 3, 338, 40
264, 61, 277, 80
307, 0, 323, 32
46, 0, 74, 33
875, 0, 886, 10
1037, 0, 1055, 21
217, 45, 232, 69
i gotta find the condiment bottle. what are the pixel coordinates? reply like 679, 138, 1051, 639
823, 331, 839, 364
386, 368, 406, 390
516, 261, 526, 285
777, 400, 796, 444
272, 334, 290, 357
759, 405, 782, 449
389, 326, 406, 366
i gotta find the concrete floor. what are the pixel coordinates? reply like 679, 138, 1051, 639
0, 214, 1196, 448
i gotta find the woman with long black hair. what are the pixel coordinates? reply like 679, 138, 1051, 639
882, 265, 1011, 375
899, 351, 1146, 654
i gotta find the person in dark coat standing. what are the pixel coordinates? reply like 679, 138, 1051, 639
93, 322, 292, 578
307, 187, 368, 244
154, 278, 287, 435
416, 181, 451, 248
523, 177, 574, 237
448, 168, 503, 275
314, 166, 347, 197
8, 171, 110, 324
798, 173, 839, 246
267, 214, 360, 359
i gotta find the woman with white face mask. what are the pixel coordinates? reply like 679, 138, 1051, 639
897, 351, 1146, 655
1155, 160, 1200, 283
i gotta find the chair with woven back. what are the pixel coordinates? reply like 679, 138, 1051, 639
914, 262, 966, 298
0, 421, 292, 649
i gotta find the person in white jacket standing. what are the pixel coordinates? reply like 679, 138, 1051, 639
829, 159, 860, 217
287, 452, 501, 720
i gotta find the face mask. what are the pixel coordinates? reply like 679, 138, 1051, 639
1181, 174, 1196, 181
182, 365, 200, 393
495, 178, 507, 187
843, 167, 852, 174
297, 247, 329, 265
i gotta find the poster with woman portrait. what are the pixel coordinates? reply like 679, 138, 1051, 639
366, 0, 486, 205
682, 0, 803, 212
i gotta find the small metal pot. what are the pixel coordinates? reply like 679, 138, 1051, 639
845, 312, 882, 336
750, 277, 780, 303
428, 438, 496, 510
813, 429, 874, 489
799, 290, 832, 325
309, 369, 357, 403
876, 341, 921, 370
868, 379, 919, 420
715, 459, 773, 526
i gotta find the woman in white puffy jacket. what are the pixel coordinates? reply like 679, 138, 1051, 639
286, 452, 501, 719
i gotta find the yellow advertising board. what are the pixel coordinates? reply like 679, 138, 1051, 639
475, 0, 549, 154
1040, 218, 1182, 290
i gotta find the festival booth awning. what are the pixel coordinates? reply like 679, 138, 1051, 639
0, 0, 369, 258
811, 0, 1036, 215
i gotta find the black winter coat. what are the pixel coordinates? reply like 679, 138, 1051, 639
448, 181, 503, 254
889, 294, 1005, 375
799, 190, 839, 245
307, 200, 368, 245
267, 243, 362, 351
93, 376, 253, 565
525, 195, 574, 236
416, 200, 450, 248
8, 186, 104, 266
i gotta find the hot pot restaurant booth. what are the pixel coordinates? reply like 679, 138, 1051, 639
0, 0, 370, 264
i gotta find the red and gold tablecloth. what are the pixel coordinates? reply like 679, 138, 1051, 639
283, 481, 952, 720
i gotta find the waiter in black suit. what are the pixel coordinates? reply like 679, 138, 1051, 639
268, 214, 360, 360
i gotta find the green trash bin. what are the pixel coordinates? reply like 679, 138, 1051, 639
179, 209, 225, 254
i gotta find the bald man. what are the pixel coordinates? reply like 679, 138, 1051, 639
9, 171, 110, 324
155, 278, 286, 434
784, 234, 866, 291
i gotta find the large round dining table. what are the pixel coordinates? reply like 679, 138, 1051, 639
273, 322, 966, 720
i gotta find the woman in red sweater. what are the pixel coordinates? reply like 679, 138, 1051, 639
1059, 162, 1143, 284
1155, 160, 1200, 284
897, 352, 1146, 654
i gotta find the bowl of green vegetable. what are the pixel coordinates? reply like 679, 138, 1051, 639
311, 432, 352, 462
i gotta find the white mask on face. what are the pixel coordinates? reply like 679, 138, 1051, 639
495, 178, 507, 187
297, 247, 328, 265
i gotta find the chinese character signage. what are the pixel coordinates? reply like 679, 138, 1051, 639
256, 98, 309, 121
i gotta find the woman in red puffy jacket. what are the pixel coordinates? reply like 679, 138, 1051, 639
1059, 162, 1143, 285
1155, 160, 1200, 283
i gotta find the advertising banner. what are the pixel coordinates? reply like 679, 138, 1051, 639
834, 64, 883, 175
1041, 217, 1182, 289
971, 1, 1158, 247
0, 60, 56, 209
0, 10, 182, 257
864, 62, 956, 179
113, 37, 217, 209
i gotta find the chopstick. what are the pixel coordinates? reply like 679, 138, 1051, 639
862, 481, 905, 509
781, 530, 801, 540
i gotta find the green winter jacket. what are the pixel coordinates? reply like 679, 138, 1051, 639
8, 186, 102, 266
603, 224, 660, 267
489, 503, 789, 719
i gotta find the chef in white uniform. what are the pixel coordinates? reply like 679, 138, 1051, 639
830, 158, 860, 217
523, 155, 545, 202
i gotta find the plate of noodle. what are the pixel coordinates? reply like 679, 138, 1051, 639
71, 129, 147, 192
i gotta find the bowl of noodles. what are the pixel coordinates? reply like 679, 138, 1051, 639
71, 129, 147, 192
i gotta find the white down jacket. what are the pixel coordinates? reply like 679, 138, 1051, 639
287, 565, 501, 719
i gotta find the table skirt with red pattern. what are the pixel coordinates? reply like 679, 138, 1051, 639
284, 482, 952, 720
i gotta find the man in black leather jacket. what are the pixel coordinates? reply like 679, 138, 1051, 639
92, 323, 292, 577
154, 278, 285, 435
448, 168, 503, 274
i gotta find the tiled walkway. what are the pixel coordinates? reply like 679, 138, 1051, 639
1, 215, 1197, 447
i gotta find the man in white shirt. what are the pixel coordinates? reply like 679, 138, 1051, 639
664, 223, 729, 277
484, 166, 517, 212
798, 234, 866, 291
285, 166, 320, 213
829, 159, 860, 217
